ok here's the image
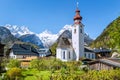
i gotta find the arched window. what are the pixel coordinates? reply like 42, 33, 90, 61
63, 51, 65, 59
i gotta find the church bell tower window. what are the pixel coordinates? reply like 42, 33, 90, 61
80, 29, 82, 33
74, 29, 76, 33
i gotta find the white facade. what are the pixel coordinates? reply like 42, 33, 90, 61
9, 51, 26, 59
9, 51, 17, 59
56, 48, 74, 61
72, 22, 84, 61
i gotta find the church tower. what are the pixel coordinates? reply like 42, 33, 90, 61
72, 3, 84, 61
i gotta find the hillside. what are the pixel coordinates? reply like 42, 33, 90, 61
90, 16, 120, 51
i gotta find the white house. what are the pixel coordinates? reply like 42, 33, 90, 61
9, 44, 51, 59
9, 44, 39, 59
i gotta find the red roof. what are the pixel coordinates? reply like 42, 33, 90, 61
74, 9, 82, 21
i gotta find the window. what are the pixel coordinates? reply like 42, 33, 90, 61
92, 54, 94, 59
63, 51, 65, 59
84, 53, 86, 57
80, 29, 82, 33
68, 52, 71, 59
74, 29, 76, 33
88, 54, 90, 59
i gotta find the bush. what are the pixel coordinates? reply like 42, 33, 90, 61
6, 67, 22, 80
7, 59, 21, 69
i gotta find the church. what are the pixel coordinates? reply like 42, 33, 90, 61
56, 5, 86, 61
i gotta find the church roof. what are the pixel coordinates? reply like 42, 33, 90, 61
57, 37, 72, 49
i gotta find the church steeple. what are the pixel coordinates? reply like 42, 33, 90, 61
74, 2, 82, 24
72, 2, 84, 61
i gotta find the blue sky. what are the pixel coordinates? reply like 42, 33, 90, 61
0, 0, 120, 39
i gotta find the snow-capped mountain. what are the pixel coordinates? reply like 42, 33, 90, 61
20, 34, 44, 48
58, 25, 72, 35
4, 24, 93, 48
37, 25, 73, 47
5, 24, 34, 38
38, 30, 58, 47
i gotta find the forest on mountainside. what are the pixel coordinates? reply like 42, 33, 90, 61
90, 16, 120, 52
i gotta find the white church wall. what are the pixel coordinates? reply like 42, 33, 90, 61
56, 48, 62, 59
56, 48, 74, 61
72, 23, 84, 61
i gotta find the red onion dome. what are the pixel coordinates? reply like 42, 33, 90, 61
74, 9, 82, 21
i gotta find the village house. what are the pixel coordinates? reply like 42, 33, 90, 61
84, 47, 111, 60
9, 44, 51, 59
93, 48, 111, 59
9, 44, 38, 60
9, 44, 51, 67
84, 47, 95, 59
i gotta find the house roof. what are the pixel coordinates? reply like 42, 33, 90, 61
57, 37, 72, 49
94, 48, 111, 53
84, 47, 94, 53
37, 48, 50, 54
11, 44, 39, 56
89, 59, 120, 68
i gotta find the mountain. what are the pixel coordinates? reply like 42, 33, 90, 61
0, 26, 17, 44
5, 24, 58, 47
5, 24, 93, 48
58, 30, 72, 39
20, 34, 44, 48
84, 33, 93, 45
5, 24, 34, 38
90, 16, 120, 51
38, 30, 58, 47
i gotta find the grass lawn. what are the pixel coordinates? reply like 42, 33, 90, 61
22, 69, 51, 80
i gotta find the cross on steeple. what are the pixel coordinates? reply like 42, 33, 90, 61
77, 2, 79, 9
